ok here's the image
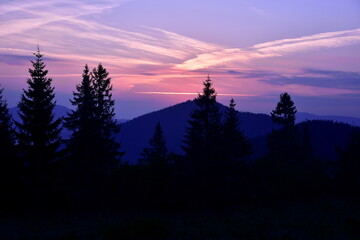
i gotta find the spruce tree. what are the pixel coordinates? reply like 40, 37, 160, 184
140, 122, 168, 167
139, 122, 169, 205
223, 99, 252, 166
0, 86, 16, 175
0, 87, 22, 206
65, 64, 122, 180
183, 75, 222, 175
64, 65, 97, 172
16, 48, 62, 185
91, 63, 122, 177
268, 92, 298, 162
270, 92, 297, 128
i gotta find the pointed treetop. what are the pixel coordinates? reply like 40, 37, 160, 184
81, 64, 91, 82
224, 98, 239, 126
148, 122, 167, 152
223, 98, 252, 161
16, 47, 62, 165
229, 98, 236, 109
34, 45, 43, 58
28, 47, 49, 81
92, 63, 110, 80
83, 64, 89, 75
198, 75, 217, 102
140, 121, 168, 166
271, 92, 297, 128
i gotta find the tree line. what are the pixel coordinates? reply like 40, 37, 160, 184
0, 49, 359, 212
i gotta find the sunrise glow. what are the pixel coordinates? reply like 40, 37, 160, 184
0, 0, 359, 119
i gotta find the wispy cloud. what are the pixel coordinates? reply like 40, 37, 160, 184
253, 29, 360, 49
0, 0, 121, 36
0, 0, 220, 71
176, 29, 360, 70
261, 69, 360, 90
1, 0, 359, 102
2, 0, 358, 74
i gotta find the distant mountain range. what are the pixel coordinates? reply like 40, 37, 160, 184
9, 102, 360, 163
116, 100, 360, 163
117, 101, 275, 163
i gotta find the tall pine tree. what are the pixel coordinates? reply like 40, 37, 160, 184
0, 86, 21, 205
91, 63, 122, 177
268, 92, 298, 162
270, 92, 297, 129
139, 122, 168, 167
0, 86, 15, 161
0, 86, 16, 178
222, 98, 252, 167
66, 64, 122, 179
16, 48, 62, 185
64, 65, 97, 173
183, 75, 222, 176
139, 122, 169, 206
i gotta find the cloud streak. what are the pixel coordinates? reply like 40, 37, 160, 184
176, 29, 360, 70
1, 0, 359, 105
0, 0, 221, 73
2, 0, 359, 74
261, 69, 360, 90
0, 0, 121, 36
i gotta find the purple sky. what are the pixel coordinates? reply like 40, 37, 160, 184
0, 0, 360, 119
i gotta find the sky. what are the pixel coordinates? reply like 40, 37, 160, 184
0, 0, 360, 119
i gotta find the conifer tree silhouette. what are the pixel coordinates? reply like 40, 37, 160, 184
91, 63, 122, 177
223, 99, 252, 167
270, 92, 297, 128
183, 75, 222, 176
140, 122, 168, 167
139, 122, 169, 207
66, 64, 122, 179
0, 86, 16, 179
65, 65, 97, 177
268, 92, 298, 162
16, 47, 62, 185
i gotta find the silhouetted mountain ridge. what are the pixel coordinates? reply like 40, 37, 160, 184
296, 112, 360, 127
8, 103, 360, 164
117, 100, 360, 163
118, 100, 275, 163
